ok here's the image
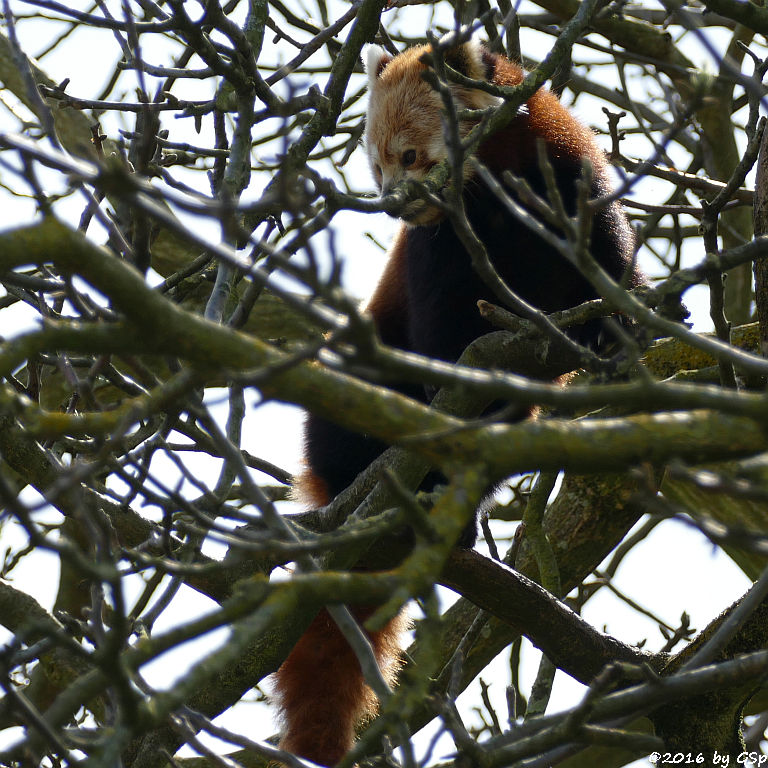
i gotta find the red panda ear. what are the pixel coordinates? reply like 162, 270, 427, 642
366, 45, 393, 83
443, 40, 490, 82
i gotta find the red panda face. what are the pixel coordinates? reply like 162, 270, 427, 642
365, 45, 447, 225
365, 43, 499, 227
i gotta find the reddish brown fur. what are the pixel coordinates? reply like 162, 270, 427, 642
292, 466, 331, 509
478, 58, 606, 174
274, 608, 408, 766
280, 340, 409, 767
278, 41, 634, 768
364, 43, 501, 224
364, 229, 410, 348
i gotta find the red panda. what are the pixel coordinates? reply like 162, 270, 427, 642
273, 40, 643, 766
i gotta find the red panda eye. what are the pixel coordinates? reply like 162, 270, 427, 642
401, 149, 416, 167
